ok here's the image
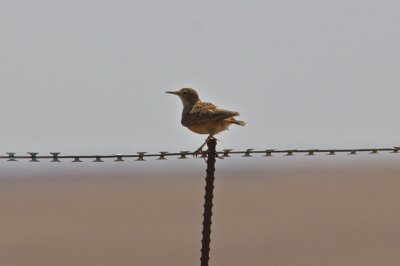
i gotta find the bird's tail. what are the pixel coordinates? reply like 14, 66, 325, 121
227, 118, 247, 126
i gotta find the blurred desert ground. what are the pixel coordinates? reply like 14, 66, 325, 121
1, 156, 400, 266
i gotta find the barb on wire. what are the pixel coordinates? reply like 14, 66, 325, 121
0, 147, 398, 162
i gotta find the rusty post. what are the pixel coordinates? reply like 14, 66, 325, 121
200, 138, 217, 266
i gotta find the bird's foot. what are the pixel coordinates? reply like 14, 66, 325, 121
193, 148, 223, 160
193, 147, 204, 158
193, 135, 221, 158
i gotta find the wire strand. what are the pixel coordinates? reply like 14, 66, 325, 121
0, 147, 398, 162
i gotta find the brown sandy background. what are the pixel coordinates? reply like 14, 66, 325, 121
1, 160, 400, 266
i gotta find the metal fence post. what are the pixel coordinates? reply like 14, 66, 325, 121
200, 138, 217, 266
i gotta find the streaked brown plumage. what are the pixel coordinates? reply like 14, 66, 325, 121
166, 88, 246, 155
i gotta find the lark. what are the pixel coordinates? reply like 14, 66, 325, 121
166, 88, 246, 156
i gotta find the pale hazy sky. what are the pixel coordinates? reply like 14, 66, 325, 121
1, 0, 399, 155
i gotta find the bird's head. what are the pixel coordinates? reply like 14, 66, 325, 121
166, 88, 200, 107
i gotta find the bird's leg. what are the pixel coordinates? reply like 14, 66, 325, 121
193, 134, 214, 157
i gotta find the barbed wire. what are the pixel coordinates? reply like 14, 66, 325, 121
0, 147, 398, 162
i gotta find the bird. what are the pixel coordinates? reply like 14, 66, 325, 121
166, 88, 246, 156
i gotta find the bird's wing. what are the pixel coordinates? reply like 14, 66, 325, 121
182, 101, 240, 126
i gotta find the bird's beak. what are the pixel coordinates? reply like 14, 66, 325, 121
165, 91, 180, 96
